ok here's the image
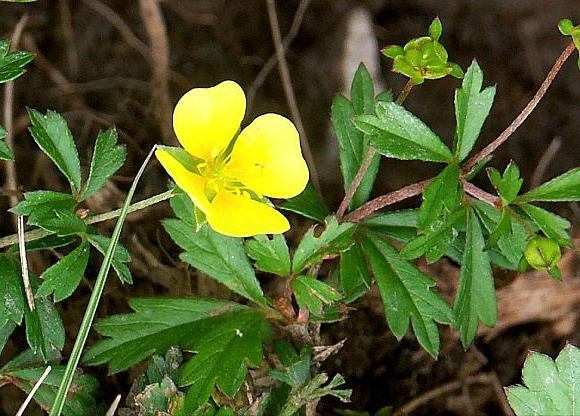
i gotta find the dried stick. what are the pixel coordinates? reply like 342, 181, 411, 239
105, 394, 122, 416
3, 15, 28, 214
15, 365, 52, 416
265, 0, 320, 193
531, 136, 562, 188
336, 80, 413, 220
17, 216, 35, 311
247, 0, 311, 109
465, 42, 576, 171
139, 0, 174, 143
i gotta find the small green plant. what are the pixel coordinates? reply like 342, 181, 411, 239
0, 12, 578, 416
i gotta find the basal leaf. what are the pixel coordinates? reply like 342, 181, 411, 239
516, 168, 580, 202
281, 182, 330, 223
453, 208, 497, 347
340, 242, 372, 302
36, 239, 90, 302
360, 231, 454, 357
0, 39, 35, 83
245, 234, 291, 276
81, 127, 126, 200
292, 217, 356, 274
418, 163, 461, 230
520, 203, 573, 248
507, 343, 580, 416
179, 310, 269, 410
87, 233, 132, 284
163, 218, 265, 305
84, 297, 246, 373
454, 60, 496, 161
28, 109, 82, 194
354, 102, 453, 163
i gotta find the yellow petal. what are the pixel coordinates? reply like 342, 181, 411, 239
173, 80, 246, 160
156, 148, 211, 213
207, 190, 290, 237
226, 113, 309, 199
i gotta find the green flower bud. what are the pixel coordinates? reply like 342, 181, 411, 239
559, 19, 575, 36
429, 17, 443, 42
524, 237, 562, 271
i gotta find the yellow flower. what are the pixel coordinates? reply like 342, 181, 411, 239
156, 80, 309, 237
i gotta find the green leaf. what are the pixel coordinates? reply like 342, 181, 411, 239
84, 297, 246, 372
25, 280, 66, 361
0, 255, 26, 325
487, 161, 523, 205
355, 102, 453, 163
291, 276, 342, 314
0, 125, 13, 160
36, 240, 90, 301
81, 127, 126, 200
170, 186, 195, 225
401, 207, 466, 263
179, 310, 269, 410
520, 203, 572, 248
246, 234, 291, 276
164, 219, 265, 305
28, 109, 82, 194
0, 39, 35, 83
429, 17, 443, 41
332, 95, 380, 210
11, 190, 77, 216
292, 217, 356, 274
281, 182, 330, 223
340, 242, 371, 302
0, 321, 16, 354
1, 352, 98, 416
516, 168, 580, 202
506, 343, 580, 416
472, 199, 528, 270
360, 231, 454, 357
485, 207, 512, 249
351, 63, 375, 115
418, 163, 461, 230
29, 208, 86, 237
453, 60, 496, 161
362, 209, 419, 242
453, 208, 497, 347
87, 233, 132, 284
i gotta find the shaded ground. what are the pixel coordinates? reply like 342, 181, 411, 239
0, 0, 579, 414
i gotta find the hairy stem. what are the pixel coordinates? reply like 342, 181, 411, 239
465, 42, 575, 171
0, 189, 174, 249
336, 80, 414, 220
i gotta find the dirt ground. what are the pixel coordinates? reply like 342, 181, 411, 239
0, 1, 579, 414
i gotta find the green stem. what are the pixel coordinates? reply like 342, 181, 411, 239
49, 146, 158, 416
0, 189, 174, 249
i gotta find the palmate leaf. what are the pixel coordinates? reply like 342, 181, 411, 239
360, 231, 454, 357
81, 127, 127, 200
28, 109, 82, 194
331, 64, 381, 210
362, 208, 419, 242
516, 167, 580, 202
340, 242, 372, 302
507, 343, 580, 416
1, 350, 98, 416
87, 233, 133, 284
84, 297, 247, 373
163, 218, 266, 305
454, 60, 496, 161
354, 102, 453, 163
418, 163, 461, 231
281, 182, 330, 223
292, 216, 356, 274
453, 208, 497, 347
0, 255, 26, 326
246, 234, 291, 276
180, 309, 269, 410
0, 39, 35, 83
520, 203, 572, 247
291, 275, 342, 314
487, 162, 523, 205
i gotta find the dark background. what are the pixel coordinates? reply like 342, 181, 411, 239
0, 0, 579, 414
